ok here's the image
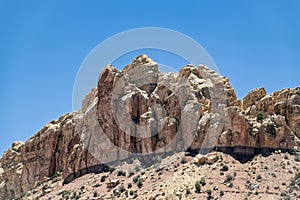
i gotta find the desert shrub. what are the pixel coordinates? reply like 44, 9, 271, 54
195, 181, 201, 193
118, 170, 126, 176
221, 164, 229, 171
264, 166, 268, 170
225, 174, 233, 182
136, 179, 143, 188
220, 190, 224, 196
207, 188, 212, 197
256, 174, 262, 181
141, 170, 146, 175
200, 177, 206, 186
100, 175, 107, 182
186, 188, 191, 195
128, 169, 134, 177
134, 165, 141, 172
247, 183, 255, 191
127, 182, 132, 188
109, 166, 115, 173
93, 191, 98, 197
132, 191, 138, 199
289, 172, 300, 192
256, 112, 264, 121
119, 184, 126, 193
281, 191, 291, 200
295, 155, 300, 162
71, 191, 76, 199
281, 161, 286, 169
133, 175, 140, 183
61, 190, 70, 199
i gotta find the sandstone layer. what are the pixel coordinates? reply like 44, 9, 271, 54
0, 55, 299, 199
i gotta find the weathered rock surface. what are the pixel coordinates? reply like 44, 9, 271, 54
0, 55, 299, 199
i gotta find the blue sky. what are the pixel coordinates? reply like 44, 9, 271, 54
0, 1, 299, 155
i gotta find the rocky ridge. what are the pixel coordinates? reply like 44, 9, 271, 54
0, 55, 299, 199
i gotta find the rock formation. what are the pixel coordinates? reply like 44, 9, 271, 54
0, 55, 299, 199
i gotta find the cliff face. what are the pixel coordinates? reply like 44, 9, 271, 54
0, 55, 299, 199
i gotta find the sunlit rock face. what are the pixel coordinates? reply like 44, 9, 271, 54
0, 55, 298, 199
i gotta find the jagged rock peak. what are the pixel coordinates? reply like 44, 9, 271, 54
123, 54, 157, 72
130, 54, 156, 65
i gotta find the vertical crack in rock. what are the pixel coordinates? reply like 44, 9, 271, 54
49, 129, 62, 177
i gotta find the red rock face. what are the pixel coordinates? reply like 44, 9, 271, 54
0, 55, 299, 199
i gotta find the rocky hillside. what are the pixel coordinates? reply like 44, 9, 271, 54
0, 55, 299, 199
14, 151, 300, 200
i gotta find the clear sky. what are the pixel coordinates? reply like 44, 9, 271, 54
0, 1, 299, 155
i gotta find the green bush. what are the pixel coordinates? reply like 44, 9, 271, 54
137, 179, 143, 188
221, 164, 229, 171
133, 175, 140, 183
127, 182, 132, 189
132, 191, 138, 199
225, 174, 233, 182
118, 170, 126, 176
100, 175, 107, 182
207, 188, 212, 197
256, 112, 264, 121
61, 190, 70, 199
200, 177, 206, 186
109, 166, 115, 173
256, 174, 262, 181
128, 169, 135, 177
220, 190, 225, 196
119, 184, 126, 193
134, 165, 141, 172
195, 181, 201, 193
186, 188, 191, 195
93, 191, 98, 197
